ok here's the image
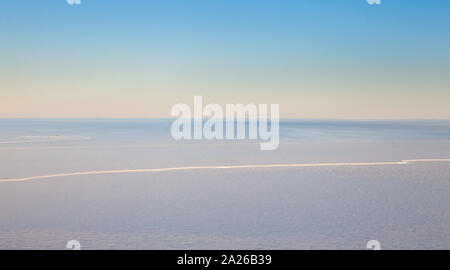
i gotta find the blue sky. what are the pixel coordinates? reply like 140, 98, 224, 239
1, 0, 449, 118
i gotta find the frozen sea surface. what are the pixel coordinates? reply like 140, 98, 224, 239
0, 119, 449, 249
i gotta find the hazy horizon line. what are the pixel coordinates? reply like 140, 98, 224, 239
1, 117, 450, 121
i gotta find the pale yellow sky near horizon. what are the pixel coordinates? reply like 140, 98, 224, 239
1, 90, 449, 119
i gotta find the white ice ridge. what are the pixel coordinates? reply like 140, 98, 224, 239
1, 159, 449, 183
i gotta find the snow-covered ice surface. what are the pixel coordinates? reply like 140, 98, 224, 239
0, 119, 449, 249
